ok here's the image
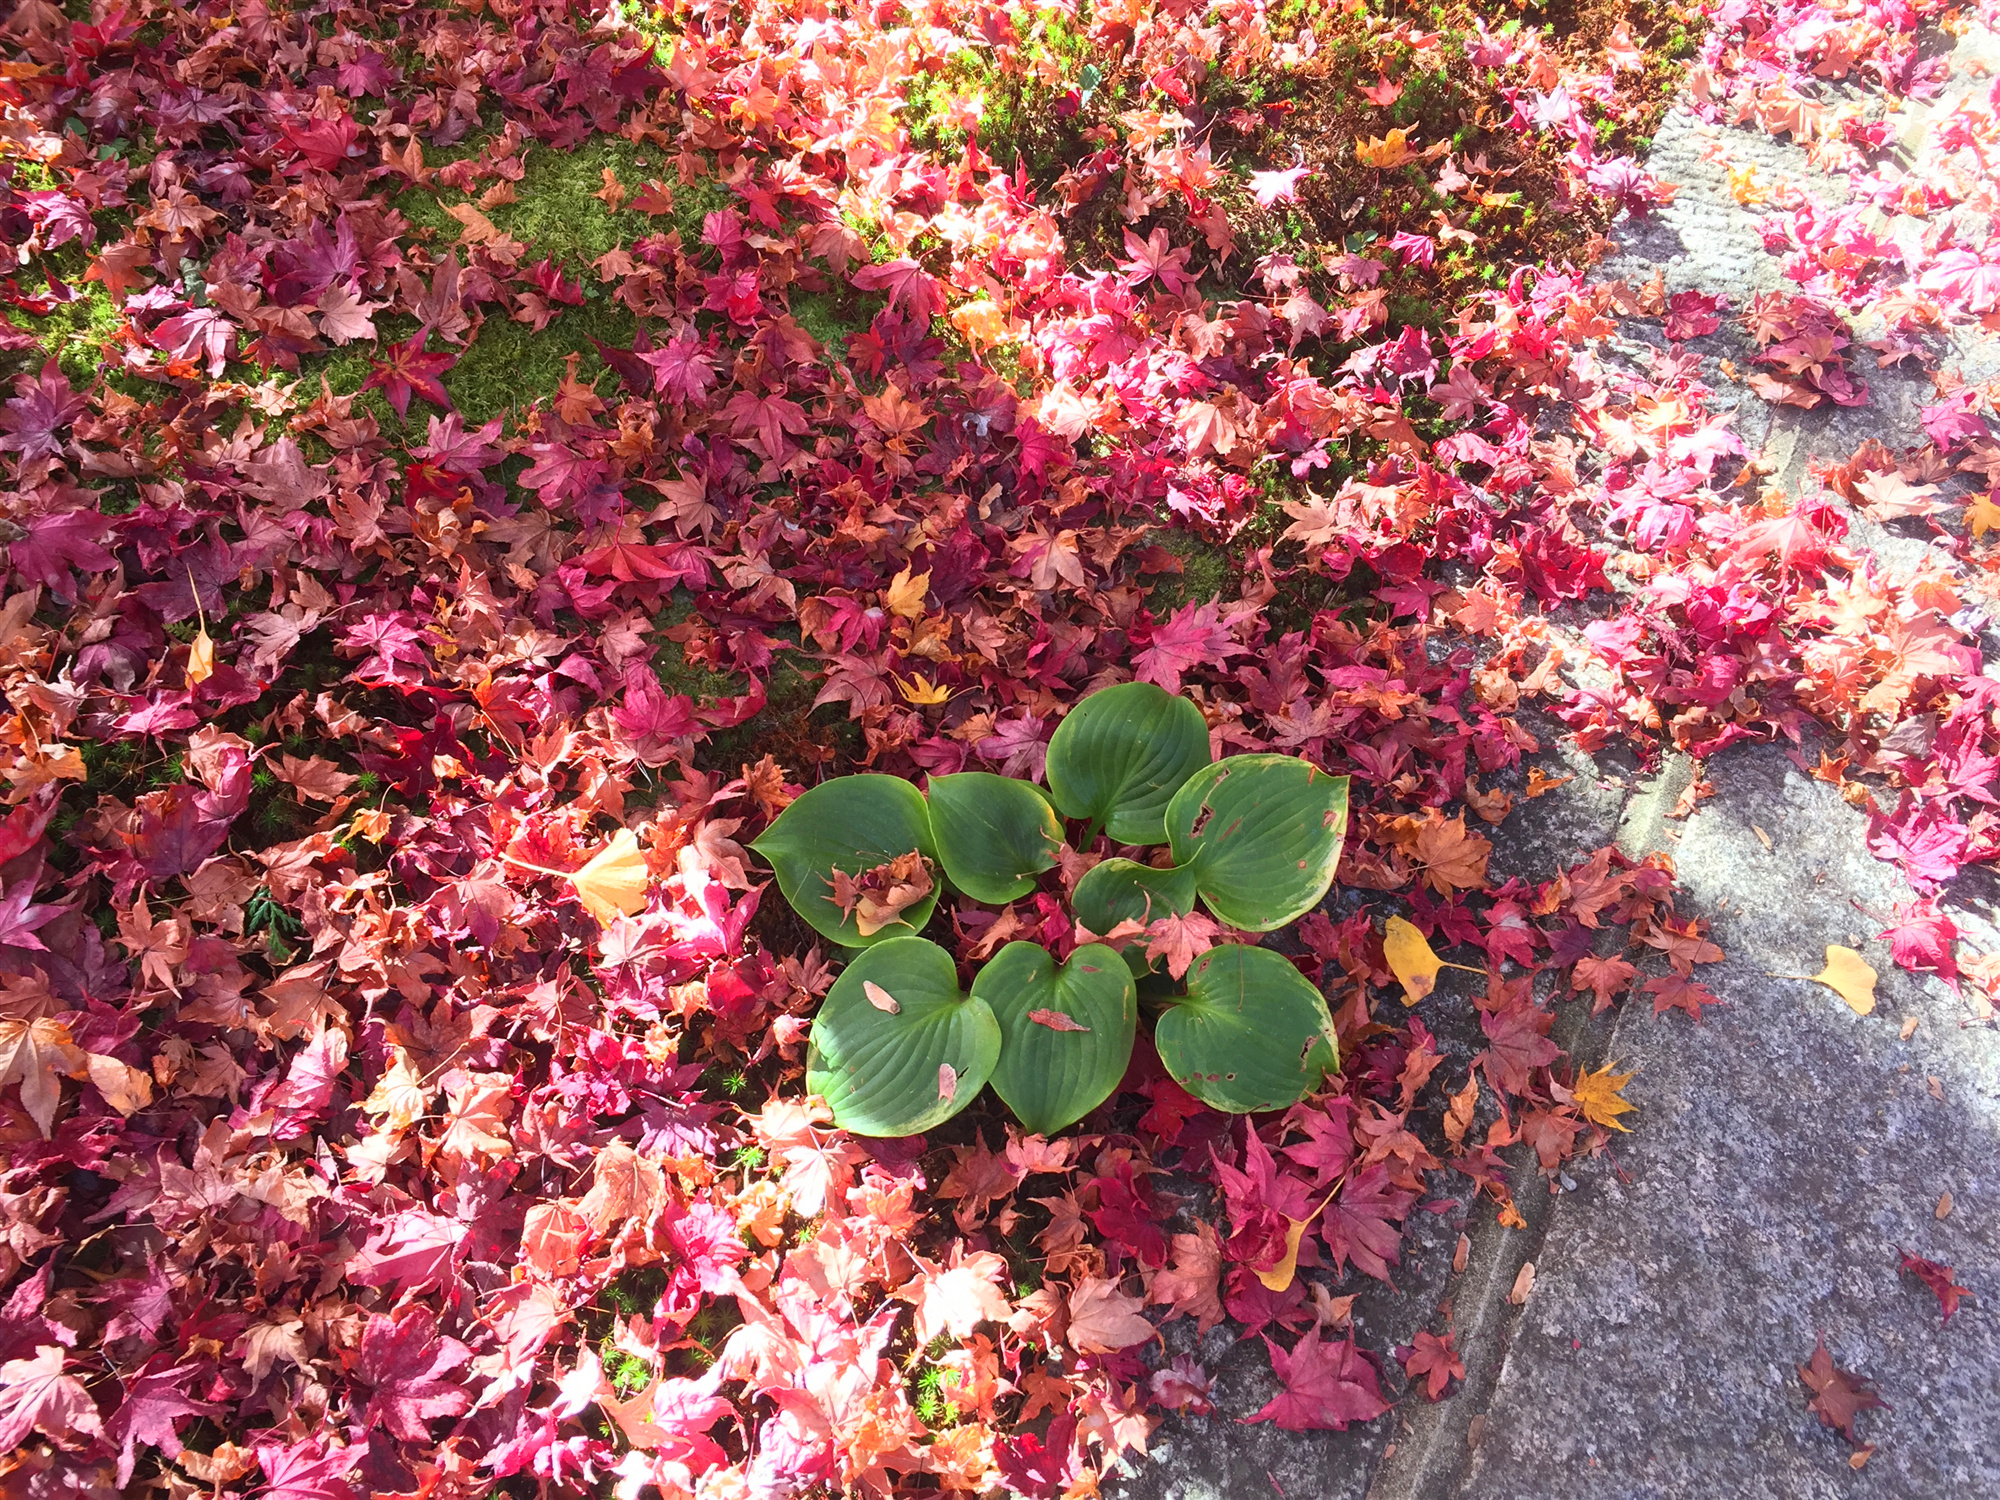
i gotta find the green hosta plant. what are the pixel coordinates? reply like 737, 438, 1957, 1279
751, 681, 1350, 1136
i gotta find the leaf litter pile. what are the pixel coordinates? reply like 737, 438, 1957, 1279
0, 0, 1994, 1493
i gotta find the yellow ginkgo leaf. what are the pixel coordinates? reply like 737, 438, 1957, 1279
569, 827, 651, 925
1571, 1063, 1636, 1133
1254, 1186, 1341, 1292
1383, 915, 1484, 1006
1812, 945, 1877, 1016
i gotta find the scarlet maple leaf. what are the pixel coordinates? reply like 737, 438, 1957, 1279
722, 387, 810, 461
1066, 1275, 1156, 1353
1897, 1250, 1969, 1323
0, 1345, 102, 1452
105, 1360, 219, 1487
363, 328, 458, 420
1570, 952, 1638, 1012
1797, 1334, 1887, 1447
0, 361, 86, 461
1247, 1329, 1391, 1431
1144, 909, 1222, 978
1400, 1329, 1465, 1400
852, 257, 944, 319
0, 1015, 85, 1136
1148, 1220, 1225, 1334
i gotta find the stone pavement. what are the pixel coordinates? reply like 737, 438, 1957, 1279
1116, 20, 2000, 1500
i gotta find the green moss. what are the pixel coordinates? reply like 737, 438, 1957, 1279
437, 299, 638, 428
601, 1348, 652, 1397
605, 1265, 667, 1318
481, 136, 687, 270
2, 280, 123, 383
789, 287, 875, 353
1142, 529, 1238, 615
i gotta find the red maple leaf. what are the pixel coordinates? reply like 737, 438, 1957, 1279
1898, 1250, 1969, 1323
1400, 1329, 1465, 1400
1246, 1329, 1391, 1431
1644, 972, 1721, 1022
1797, 1333, 1888, 1447
363, 328, 458, 420
1133, 599, 1247, 693
1478, 998, 1560, 1095
1317, 1162, 1416, 1282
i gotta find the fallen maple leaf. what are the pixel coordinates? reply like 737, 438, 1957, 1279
1897, 1250, 1969, 1323
1569, 1063, 1637, 1132
1067, 1276, 1156, 1353
0, 1015, 85, 1136
0, 1345, 102, 1452
1798, 1334, 1888, 1447
1246, 1329, 1390, 1431
1410, 813, 1491, 895
1400, 1329, 1465, 1400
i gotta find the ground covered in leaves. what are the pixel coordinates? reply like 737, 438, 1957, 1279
0, 0, 1996, 1496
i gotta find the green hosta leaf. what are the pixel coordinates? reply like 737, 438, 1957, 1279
750, 775, 939, 947
1046, 682, 1211, 845
1156, 944, 1338, 1113
926, 772, 1063, 904
1071, 858, 1197, 937
977, 942, 1137, 1135
806, 937, 1000, 1136
1167, 755, 1349, 931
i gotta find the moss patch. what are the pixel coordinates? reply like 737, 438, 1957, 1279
2, 280, 123, 384
442, 300, 638, 428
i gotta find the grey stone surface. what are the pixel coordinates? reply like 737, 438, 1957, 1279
1456, 745, 2000, 1500
1119, 16, 2000, 1500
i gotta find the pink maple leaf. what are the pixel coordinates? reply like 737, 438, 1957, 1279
355, 1307, 471, 1443
1246, 1329, 1391, 1431
0, 1345, 102, 1452
1133, 598, 1248, 693
0, 360, 85, 461
1248, 164, 1313, 207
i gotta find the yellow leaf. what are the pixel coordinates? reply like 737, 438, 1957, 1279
1383, 915, 1481, 1006
1356, 129, 1416, 169
1254, 1186, 1339, 1292
1966, 494, 2000, 541
85, 1052, 153, 1117
186, 624, 214, 688
1571, 1063, 1636, 1133
895, 671, 952, 705
1812, 944, 1877, 1015
570, 828, 651, 925
1727, 164, 1768, 206
883, 566, 931, 620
